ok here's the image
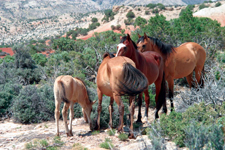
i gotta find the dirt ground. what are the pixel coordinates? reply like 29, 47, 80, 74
0, 105, 174, 150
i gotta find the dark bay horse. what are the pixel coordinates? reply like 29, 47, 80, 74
54, 75, 96, 136
96, 52, 148, 138
116, 34, 167, 121
137, 33, 206, 111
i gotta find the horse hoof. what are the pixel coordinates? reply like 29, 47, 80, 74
136, 119, 142, 123
56, 133, 60, 137
128, 134, 135, 139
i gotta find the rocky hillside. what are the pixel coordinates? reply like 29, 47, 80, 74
0, 0, 223, 45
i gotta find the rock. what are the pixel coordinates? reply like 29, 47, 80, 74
112, 6, 121, 13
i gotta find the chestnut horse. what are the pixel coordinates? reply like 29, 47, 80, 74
116, 34, 167, 121
54, 75, 96, 136
96, 52, 148, 138
137, 33, 206, 111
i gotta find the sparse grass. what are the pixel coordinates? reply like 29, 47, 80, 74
118, 133, 128, 141
100, 138, 114, 149
91, 130, 100, 135
107, 129, 116, 136
25, 137, 64, 150
72, 143, 88, 150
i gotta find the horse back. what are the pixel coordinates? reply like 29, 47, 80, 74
54, 75, 86, 103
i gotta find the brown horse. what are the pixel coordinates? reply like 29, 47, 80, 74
96, 52, 148, 138
54, 75, 96, 136
116, 34, 167, 121
137, 33, 206, 111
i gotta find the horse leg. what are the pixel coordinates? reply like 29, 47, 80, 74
154, 73, 167, 119
97, 88, 102, 130
62, 102, 70, 136
108, 97, 114, 128
54, 99, 61, 136
195, 66, 204, 88
136, 93, 142, 123
113, 93, 124, 133
186, 72, 194, 88
129, 96, 135, 139
68, 102, 74, 136
168, 78, 174, 112
82, 108, 88, 123
143, 90, 150, 121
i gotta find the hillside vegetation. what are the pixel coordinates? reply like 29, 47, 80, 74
0, 3, 225, 150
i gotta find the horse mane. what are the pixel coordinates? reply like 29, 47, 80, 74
103, 52, 115, 59
74, 77, 92, 102
137, 36, 175, 56
120, 36, 138, 50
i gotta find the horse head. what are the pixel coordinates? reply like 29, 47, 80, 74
116, 34, 137, 57
137, 33, 154, 52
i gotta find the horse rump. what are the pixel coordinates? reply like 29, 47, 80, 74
117, 63, 148, 96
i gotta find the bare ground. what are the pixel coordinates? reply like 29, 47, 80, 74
0, 105, 177, 150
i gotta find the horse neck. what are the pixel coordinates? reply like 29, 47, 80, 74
128, 46, 141, 68
153, 45, 168, 61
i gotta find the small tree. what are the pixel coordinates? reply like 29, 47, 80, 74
215, 2, 221, 7
126, 11, 135, 19
91, 17, 98, 23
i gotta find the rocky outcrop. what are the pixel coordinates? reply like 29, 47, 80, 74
193, 3, 225, 27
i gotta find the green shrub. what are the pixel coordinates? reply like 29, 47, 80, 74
199, 4, 208, 10
107, 129, 116, 136
118, 133, 128, 141
91, 17, 98, 23
217, 53, 225, 63
100, 138, 114, 149
146, 3, 157, 9
157, 3, 165, 10
215, 2, 221, 7
152, 9, 159, 14
32, 53, 47, 66
0, 82, 22, 117
145, 11, 150, 15
12, 84, 55, 124
0, 55, 15, 64
124, 19, 134, 25
126, 11, 135, 19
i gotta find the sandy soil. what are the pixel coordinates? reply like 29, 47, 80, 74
0, 106, 170, 150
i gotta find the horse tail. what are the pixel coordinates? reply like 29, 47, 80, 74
200, 65, 204, 88
57, 80, 70, 103
156, 72, 166, 112
117, 63, 148, 96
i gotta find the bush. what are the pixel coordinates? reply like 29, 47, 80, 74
124, 19, 134, 25
145, 11, 150, 15
0, 82, 22, 117
215, 2, 221, 7
199, 4, 208, 10
126, 11, 135, 19
152, 9, 159, 14
146, 3, 157, 9
32, 53, 47, 66
12, 84, 55, 124
100, 138, 114, 149
91, 17, 98, 23
118, 133, 128, 141
111, 25, 115, 30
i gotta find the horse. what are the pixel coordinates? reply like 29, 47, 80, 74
137, 33, 206, 111
54, 75, 96, 136
96, 52, 148, 138
116, 34, 167, 121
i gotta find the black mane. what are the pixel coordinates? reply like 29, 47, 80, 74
120, 36, 138, 50
137, 36, 175, 55
103, 52, 115, 58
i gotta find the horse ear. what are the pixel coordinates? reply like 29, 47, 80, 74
92, 100, 97, 105
144, 33, 148, 39
127, 34, 131, 41
138, 33, 141, 38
